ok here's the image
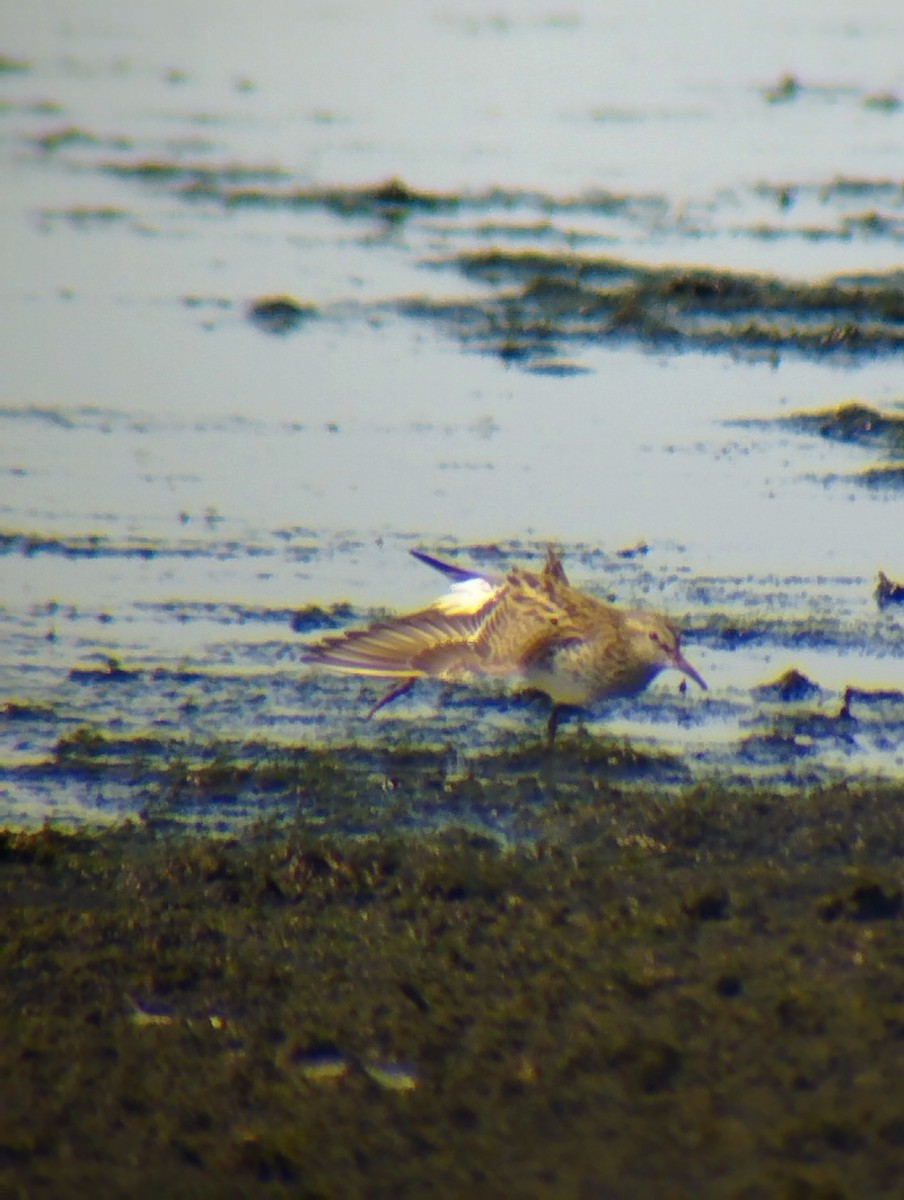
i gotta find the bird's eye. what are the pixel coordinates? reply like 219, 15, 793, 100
649, 631, 661, 646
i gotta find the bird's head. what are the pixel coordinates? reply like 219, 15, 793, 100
623, 612, 707, 690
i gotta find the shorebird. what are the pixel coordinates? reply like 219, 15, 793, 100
302, 547, 707, 743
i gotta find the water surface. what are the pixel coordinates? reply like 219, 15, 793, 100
2, 0, 903, 826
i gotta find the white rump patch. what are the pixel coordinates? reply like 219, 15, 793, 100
432, 577, 498, 616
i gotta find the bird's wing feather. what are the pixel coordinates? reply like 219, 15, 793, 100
431, 576, 498, 615
302, 586, 502, 678
411, 545, 567, 590
467, 562, 581, 662
409, 548, 500, 586
517, 626, 585, 672
542, 545, 570, 585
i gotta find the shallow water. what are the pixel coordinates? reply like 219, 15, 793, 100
2, 0, 903, 827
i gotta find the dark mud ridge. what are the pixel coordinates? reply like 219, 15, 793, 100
733, 401, 904, 491
75, 155, 904, 362
406, 252, 904, 364
6, 777, 904, 1198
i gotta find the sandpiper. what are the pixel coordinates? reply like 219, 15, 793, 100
302, 547, 706, 743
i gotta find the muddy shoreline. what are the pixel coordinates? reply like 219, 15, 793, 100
5, 773, 904, 1197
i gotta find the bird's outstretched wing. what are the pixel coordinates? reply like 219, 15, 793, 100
302, 545, 574, 683
302, 578, 501, 680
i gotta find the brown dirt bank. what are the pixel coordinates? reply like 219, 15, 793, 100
5, 779, 904, 1198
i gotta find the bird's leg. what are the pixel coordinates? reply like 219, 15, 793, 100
366, 676, 417, 719
546, 703, 563, 748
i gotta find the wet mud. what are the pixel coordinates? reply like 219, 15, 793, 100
6, 785, 904, 1198
3, 534, 904, 828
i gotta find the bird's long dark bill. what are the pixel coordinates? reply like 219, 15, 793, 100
674, 652, 707, 690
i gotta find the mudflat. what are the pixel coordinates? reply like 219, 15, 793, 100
5, 758, 904, 1197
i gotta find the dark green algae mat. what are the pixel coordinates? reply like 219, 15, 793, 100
5, 766, 904, 1198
